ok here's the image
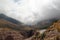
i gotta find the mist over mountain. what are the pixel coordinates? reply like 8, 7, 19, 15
34, 18, 59, 29
0, 14, 60, 29
0, 0, 60, 25
0, 14, 22, 25
0, 0, 60, 29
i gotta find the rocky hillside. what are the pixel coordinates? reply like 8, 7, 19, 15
43, 20, 60, 40
0, 14, 22, 25
25, 20, 60, 40
0, 14, 60, 40
0, 19, 20, 30
0, 28, 24, 40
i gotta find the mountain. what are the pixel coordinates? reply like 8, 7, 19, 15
0, 14, 35, 39
0, 19, 21, 30
0, 14, 59, 30
0, 14, 22, 25
44, 20, 60, 40
33, 18, 59, 29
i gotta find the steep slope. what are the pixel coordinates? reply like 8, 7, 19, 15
34, 18, 58, 29
0, 18, 33, 38
0, 14, 22, 25
0, 19, 21, 30
43, 20, 60, 40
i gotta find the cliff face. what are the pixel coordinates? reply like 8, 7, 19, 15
44, 20, 60, 40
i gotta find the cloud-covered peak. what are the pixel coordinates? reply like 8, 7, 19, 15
0, 0, 60, 25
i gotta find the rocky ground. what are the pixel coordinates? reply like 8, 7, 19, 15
24, 20, 60, 40
0, 14, 60, 40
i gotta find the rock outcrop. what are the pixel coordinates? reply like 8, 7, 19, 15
44, 20, 60, 40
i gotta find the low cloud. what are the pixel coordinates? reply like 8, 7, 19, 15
0, 0, 60, 25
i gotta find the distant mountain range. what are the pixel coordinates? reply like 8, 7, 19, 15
33, 18, 59, 29
0, 14, 33, 31
0, 14, 59, 30
0, 14, 22, 24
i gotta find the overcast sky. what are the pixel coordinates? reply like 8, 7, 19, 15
0, 0, 60, 25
